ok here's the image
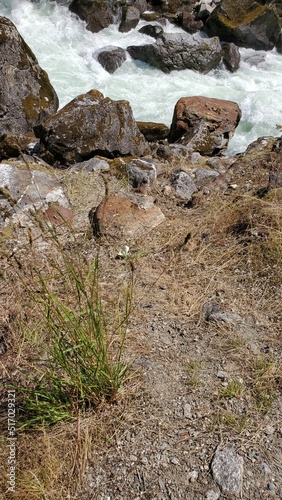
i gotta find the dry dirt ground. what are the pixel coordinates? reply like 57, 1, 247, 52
0, 145, 281, 499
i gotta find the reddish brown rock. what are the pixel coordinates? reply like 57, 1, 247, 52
89, 195, 165, 241
43, 205, 74, 226
168, 96, 241, 156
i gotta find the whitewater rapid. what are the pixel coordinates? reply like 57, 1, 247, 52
1, 0, 282, 155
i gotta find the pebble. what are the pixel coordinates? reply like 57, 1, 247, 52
171, 457, 180, 465
217, 370, 228, 380
260, 462, 272, 474
205, 490, 220, 500
265, 425, 275, 436
268, 482, 276, 491
188, 470, 199, 483
184, 403, 192, 418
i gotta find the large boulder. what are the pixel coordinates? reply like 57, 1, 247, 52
0, 17, 59, 136
35, 89, 150, 165
204, 0, 281, 51
138, 24, 164, 39
119, 5, 141, 33
127, 33, 222, 74
69, 0, 147, 33
221, 42, 240, 72
168, 96, 241, 156
97, 47, 127, 74
69, 0, 117, 33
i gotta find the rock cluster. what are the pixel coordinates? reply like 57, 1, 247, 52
0, 7, 281, 243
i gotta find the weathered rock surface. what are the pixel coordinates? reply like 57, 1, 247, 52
138, 24, 164, 39
127, 33, 222, 74
69, 0, 146, 33
89, 195, 165, 241
136, 122, 169, 142
0, 133, 38, 160
176, 11, 203, 33
69, 0, 117, 33
119, 5, 141, 33
0, 161, 69, 228
168, 96, 241, 156
126, 158, 157, 194
0, 16, 59, 136
211, 446, 244, 495
221, 42, 240, 72
204, 0, 281, 51
171, 169, 198, 200
35, 89, 150, 165
97, 47, 127, 74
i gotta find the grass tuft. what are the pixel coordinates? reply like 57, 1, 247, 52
5, 222, 134, 430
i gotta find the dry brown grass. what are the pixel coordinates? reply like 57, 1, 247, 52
0, 169, 281, 497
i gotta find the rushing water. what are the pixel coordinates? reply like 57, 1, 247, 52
1, 0, 282, 155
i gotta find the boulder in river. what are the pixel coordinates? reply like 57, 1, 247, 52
127, 32, 222, 74
204, 0, 281, 51
69, 0, 117, 33
97, 47, 127, 74
168, 96, 241, 156
35, 89, 150, 165
0, 16, 59, 136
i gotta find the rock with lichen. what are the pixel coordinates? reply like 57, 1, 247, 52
0, 16, 59, 136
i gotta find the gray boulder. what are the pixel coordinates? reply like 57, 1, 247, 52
127, 33, 222, 74
138, 24, 164, 39
221, 42, 240, 72
171, 170, 198, 200
97, 47, 127, 74
35, 89, 150, 165
119, 5, 141, 33
0, 17, 59, 136
126, 158, 157, 194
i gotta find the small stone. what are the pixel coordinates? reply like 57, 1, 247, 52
184, 403, 192, 418
268, 482, 276, 491
217, 370, 228, 381
171, 457, 180, 465
260, 462, 272, 474
188, 470, 198, 482
205, 489, 220, 500
211, 446, 244, 495
141, 456, 148, 465
171, 169, 197, 200
264, 425, 275, 435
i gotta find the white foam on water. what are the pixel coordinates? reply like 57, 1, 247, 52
1, 0, 282, 155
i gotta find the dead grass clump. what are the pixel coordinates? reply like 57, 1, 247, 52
248, 355, 282, 413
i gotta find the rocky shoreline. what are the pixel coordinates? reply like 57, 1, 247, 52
1, 0, 282, 231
